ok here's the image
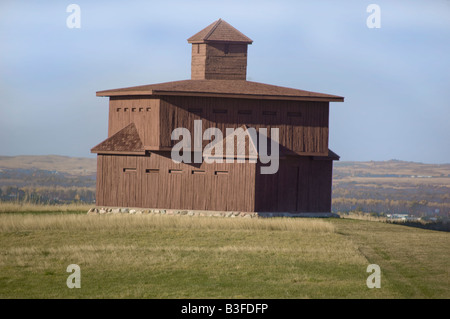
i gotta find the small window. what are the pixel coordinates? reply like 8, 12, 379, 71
213, 109, 227, 114
224, 44, 229, 54
196, 44, 200, 54
287, 112, 302, 117
263, 111, 276, 116
146, 107, 151, 112
215, 171, 229, 176
169, 169, 183, 174
124, 108, 129, 112
145, 169, 159, 174
188, 108, 203, 114
116, 108, 121, 112
123, 168, 136, 173
192, 170, 206, 175
238, 110, 252, 115
139, 108, 144, 112
132, 108, 136, 112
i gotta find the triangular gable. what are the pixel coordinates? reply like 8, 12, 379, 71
203, 125, 263, 161
91, 123, 145, 155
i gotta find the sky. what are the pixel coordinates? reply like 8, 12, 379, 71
0, 0, 449, 163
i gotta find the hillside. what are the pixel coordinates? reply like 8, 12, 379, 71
0, 155, 96, 176
0, 212, 448, 299
334, 159, 450, 178
332, 160, 450, 217
0, 155, 96, 204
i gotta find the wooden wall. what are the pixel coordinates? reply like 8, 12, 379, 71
108, 96, 160, 147
96, 152, 256, 212
191, 43, 248, 80
159, 96, 329, 156
255, 156, 333, 212
106, 96, 329, 155
96, 152, 334, 213
101, 95, 334, 213
191, 43, 206, 80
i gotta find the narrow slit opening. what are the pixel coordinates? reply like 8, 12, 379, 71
215, 171, 229, 176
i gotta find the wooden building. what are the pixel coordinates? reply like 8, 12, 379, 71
91, 19, 344, 213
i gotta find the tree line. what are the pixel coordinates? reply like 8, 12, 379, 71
0, 186, 95, 204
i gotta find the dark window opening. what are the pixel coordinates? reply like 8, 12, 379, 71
116, 108, 121, 112
238, 110, 252, 115
263, 111, 277, 116
123, 168, 136, 173
213, 109, 227, 114
139, 108, 144, 112
287, 112, 302, 117
169, 169, 183, 174
215, 171, 229, 176
124, 108, 129, 112
146, 107, 151, 112
145, 169, 159, 173
192, 170, 206, 175
132, 108, 136, 112
224, 44, 229, 54
188, 108, 203, 114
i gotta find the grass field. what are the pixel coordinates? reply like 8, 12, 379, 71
0, 210, 448, 299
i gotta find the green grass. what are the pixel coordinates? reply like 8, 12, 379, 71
0, 212, 448, 299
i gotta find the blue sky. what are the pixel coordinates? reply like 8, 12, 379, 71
0, 0, 449, 163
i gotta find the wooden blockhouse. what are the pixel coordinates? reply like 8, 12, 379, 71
91, 19, 344, 213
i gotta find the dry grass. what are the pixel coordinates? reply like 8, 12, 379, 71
0, 212, 362, 299
339, 213, 387, 222
0, 213, 335, 233
1, 212, 448, 299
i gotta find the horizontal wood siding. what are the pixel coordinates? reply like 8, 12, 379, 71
159, 96, 329, 155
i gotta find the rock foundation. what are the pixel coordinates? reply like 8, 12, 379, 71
87, 207, 259, 218
87, 207, 339, 218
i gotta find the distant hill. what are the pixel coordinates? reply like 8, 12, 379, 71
1, 155, 448, 178
333, 160, 450, 217
334, 160, 450, 178
0, 155, 96, 176
0, 155, 97, 204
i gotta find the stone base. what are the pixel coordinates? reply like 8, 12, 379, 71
257, 212, 339, 218
87, 207, 339, 218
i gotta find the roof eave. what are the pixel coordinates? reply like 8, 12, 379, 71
96, 90, 154, 97
187, 40, 253, 45
96, 90, 344, 102
91, 150, 146, 155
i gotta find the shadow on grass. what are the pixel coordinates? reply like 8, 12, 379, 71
387, 220, 450, 232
